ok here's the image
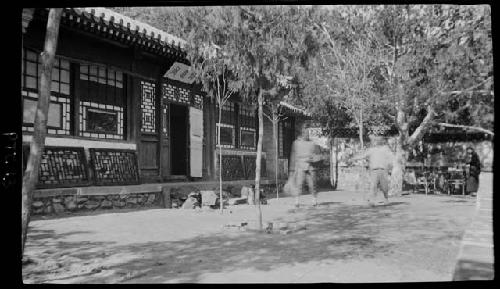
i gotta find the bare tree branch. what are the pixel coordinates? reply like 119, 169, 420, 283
407, 105, 435, 146
439, 77, 492, 96
436, 122, 494, 136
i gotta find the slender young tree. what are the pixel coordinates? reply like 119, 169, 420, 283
263, 101, 287, 199
214, 70, 236, 214
22, 8, 63, 256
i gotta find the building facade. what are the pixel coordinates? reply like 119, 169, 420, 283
22, 8, 303, 214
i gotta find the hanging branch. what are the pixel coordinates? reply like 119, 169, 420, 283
436, 122, 494, 136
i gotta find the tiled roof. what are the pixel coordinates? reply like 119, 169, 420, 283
54, 7, 187, 59
73, 7, 187, 48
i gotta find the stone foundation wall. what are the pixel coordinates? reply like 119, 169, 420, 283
31, 192, 163, 216
31, 183, 284, 216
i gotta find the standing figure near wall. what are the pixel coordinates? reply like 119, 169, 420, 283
289, 125, 321, 208
465, 147, 481, 196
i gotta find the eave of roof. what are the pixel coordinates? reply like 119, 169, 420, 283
279, 101, 310, 117
56, 7, 187, 59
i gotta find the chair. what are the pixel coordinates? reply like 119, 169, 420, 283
447, 170, 465, 195
414, 170, 432, 195
403, 170, 418, 193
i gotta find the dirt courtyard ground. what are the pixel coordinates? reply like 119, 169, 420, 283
22, 185, 481, 283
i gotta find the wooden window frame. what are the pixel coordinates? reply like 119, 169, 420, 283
77, 63, 127, 140
22, 47, 72, 136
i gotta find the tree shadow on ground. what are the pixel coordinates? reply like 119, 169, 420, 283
31, 206, 165, 221
316, 201, 342, 206
23, 200, 472, 284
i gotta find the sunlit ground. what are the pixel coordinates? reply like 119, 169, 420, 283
22, 176, 489, 283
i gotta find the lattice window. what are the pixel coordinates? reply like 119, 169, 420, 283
216, 123, 235, 148
240, 128, 256, 150
89, 149, 140, 185
162, 83, 191, 105
22, 48, 72, 135
22, 91, 71, 135
216, 102, 236, 125
79, 101, 124, 139
22, 48, 71, 95
239, 105, 256, 150
243, 155, 267, 179
79, 64, 123, 88
78, 64, 126, 139
220, 155, 245, 180
140, 81, 156, 133
23, 146, 90, 188
161, 94, 169, 137
239, 105, 256, 128
215, 102, 236, 148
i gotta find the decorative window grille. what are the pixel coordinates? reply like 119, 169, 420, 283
79, 102, 124, 139
89, 148, 140, 185
216, 123, 235, 148
162, 83, 191, 105
243, 155, 267, 179
216, 102, 236, 148
22, 146, 90, 188
161, 94, 169, 137
240, 127, 256, 150
78, 64, 126, 139
22, 48, 71, 135
238, 105, 256, 150
216, 101, 236, 125
79, 64, 123, 88
140, 81, 156, 133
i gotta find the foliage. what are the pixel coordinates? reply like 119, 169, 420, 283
116, 6, 319, 228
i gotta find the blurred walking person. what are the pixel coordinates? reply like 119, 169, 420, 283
289, 124, 321, 208
352, 135, 394, 206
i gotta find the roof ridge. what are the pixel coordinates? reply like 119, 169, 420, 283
72, 7, 187, 48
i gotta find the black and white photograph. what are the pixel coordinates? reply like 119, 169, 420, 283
13, 3, 494, 283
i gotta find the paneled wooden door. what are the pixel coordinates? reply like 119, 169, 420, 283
137, 79, 161, 182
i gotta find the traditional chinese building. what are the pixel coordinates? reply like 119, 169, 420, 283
21, 8, 306, 214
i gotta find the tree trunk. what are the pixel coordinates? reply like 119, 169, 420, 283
358, 110, 364, 148
389, 134, 407, 197
329, 137, 338, 189
273, 117, 279, 199
218, 104, 223, 214
22, 8, 63, 257
254, 90, 264, 231
389, 89, 408, 197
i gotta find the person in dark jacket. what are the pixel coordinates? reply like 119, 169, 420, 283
465, 147, 481, 195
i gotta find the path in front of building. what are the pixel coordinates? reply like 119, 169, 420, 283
453, 172, 494, 280
22, 179, 486, 283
